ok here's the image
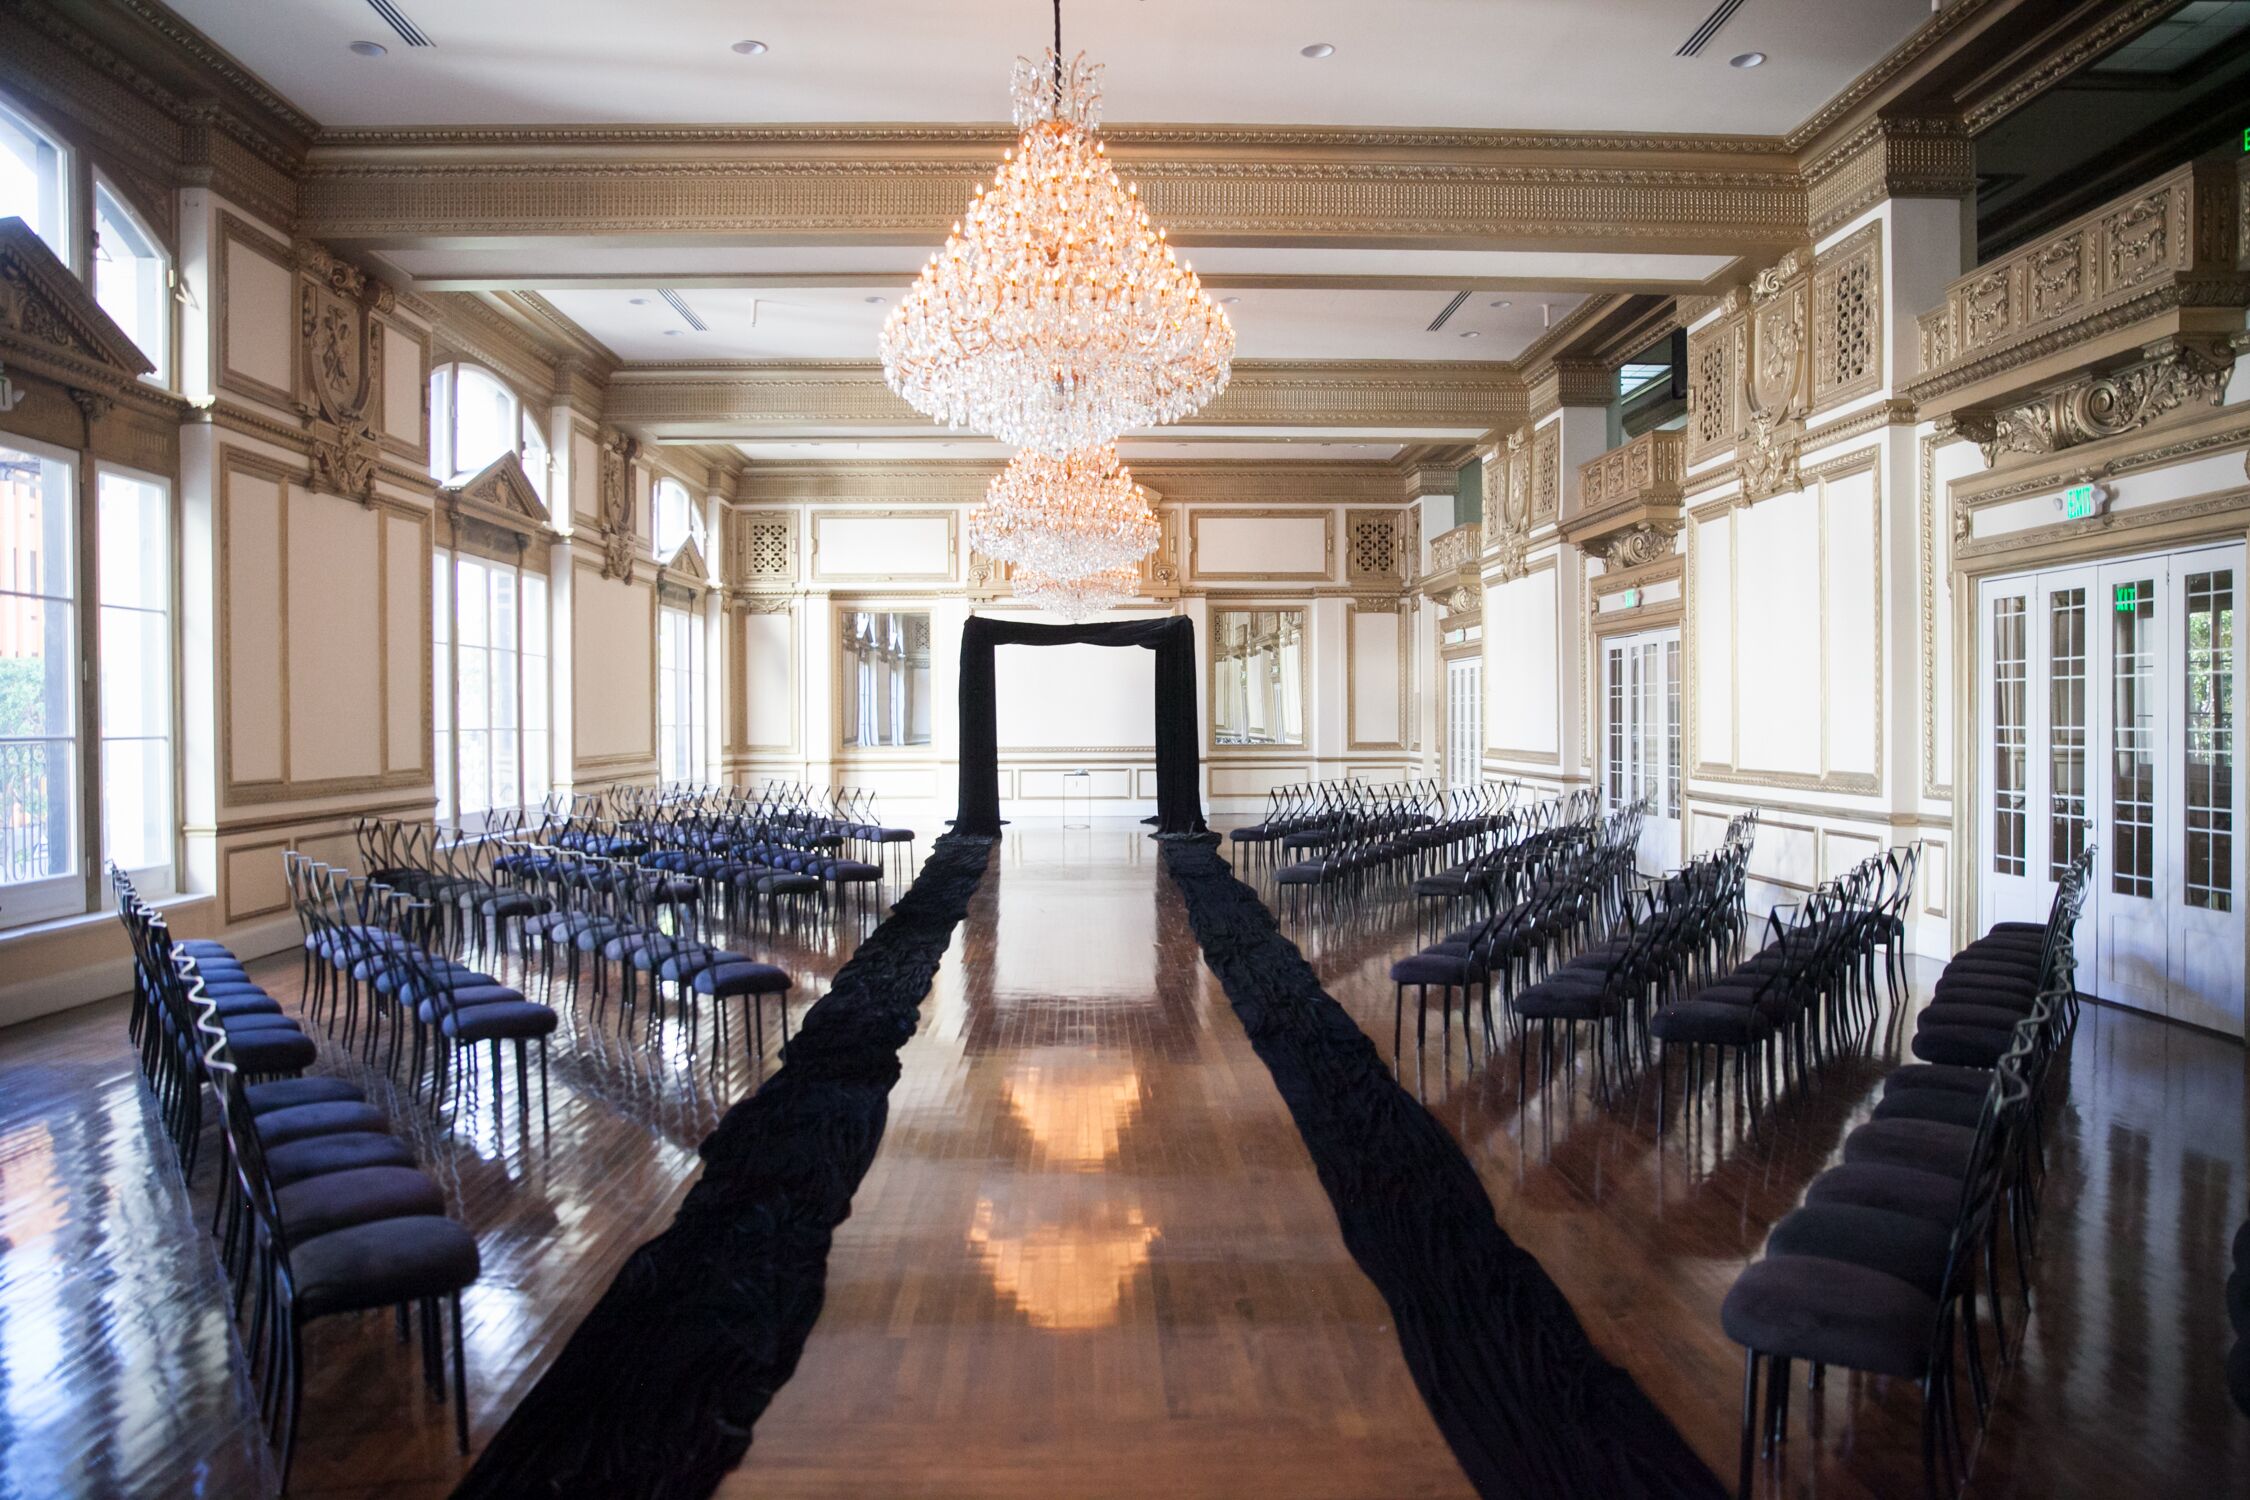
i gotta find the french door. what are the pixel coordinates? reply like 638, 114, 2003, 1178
1445, 657, 1481, 788
1976, 543, 2244, 1035
1602, 627, 1681, 872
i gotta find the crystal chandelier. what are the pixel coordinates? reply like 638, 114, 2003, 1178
968, 445, 1159, 581
877, 2, 1235, 455
1013, 562, 1141, 621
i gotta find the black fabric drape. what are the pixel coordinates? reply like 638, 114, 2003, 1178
954, 614, 1206, 838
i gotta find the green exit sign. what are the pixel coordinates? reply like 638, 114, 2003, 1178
1621, 586, 1642, 608
2115, 582, 2140, 612
2060, 481, 2109, 522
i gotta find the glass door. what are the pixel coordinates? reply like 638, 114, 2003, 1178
1444, 656, 1480, 788
1602, 627, 1681, 872
1977, 544, 2245, 1036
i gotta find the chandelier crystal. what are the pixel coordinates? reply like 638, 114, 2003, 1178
968, 445, 1159, 581
877, 41, 1235, 455
1013, 562, 1142, 621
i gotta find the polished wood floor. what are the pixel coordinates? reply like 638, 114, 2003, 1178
0, 821, 2241, 1499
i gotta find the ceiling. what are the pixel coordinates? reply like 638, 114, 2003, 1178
542, 286, 1587, 364
169, 0, 1929, 135
730, 439, 1407, 463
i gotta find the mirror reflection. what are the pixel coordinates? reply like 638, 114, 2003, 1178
1211, 608, 1305, 746
840, 609, 932, 748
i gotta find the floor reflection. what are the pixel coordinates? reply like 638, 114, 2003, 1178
1002, 1052, 1144, 1169
967, 1189, 1159, 1331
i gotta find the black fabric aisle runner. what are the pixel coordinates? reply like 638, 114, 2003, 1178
1161, 839, 1726, 1500
451, 833, 996, 1500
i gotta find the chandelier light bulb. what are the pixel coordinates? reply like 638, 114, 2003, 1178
1013, 562, 1143, 620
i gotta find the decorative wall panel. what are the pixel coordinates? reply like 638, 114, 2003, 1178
1812, 221, 1883, 411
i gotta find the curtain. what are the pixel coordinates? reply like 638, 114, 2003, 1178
954, 615, 1207, 837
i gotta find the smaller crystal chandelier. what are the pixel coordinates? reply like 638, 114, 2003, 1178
968, 445, 1159, 582
1013, 562, 1141, 621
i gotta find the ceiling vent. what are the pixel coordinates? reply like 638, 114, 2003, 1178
1425, 291, 1471, 333
363, 0, 432, 47
1676, 0, 1748, 57
658, 289, 709, 332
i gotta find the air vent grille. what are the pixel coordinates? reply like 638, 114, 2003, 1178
658, 289, 709, 332
1425, 290, 1471, 332
364, 0, 433, 46
1676, 0, 1748, 57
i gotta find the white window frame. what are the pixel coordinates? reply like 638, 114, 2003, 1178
91, 174, 171, 387
653, 476, 703, 561
658, 602, 707, 785
0, 433, 82, 928
95, 461, 175, 900
434, 547, 551, 830
0, 93, 72, 269
430, 362, 551, 494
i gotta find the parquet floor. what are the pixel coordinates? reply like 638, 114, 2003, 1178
0, 820, 2242, 1499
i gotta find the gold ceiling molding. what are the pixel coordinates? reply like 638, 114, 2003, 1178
609, 360, 1519, 435
1526, 358, 1612, 420
1957, 0, 2180, 135
297, 146, 1807, 253
1802, 117, 1975, 241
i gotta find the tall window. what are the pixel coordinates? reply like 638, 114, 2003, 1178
0, 97, 69, 266
1, 442, 76, 924
430, 363, 551, 502
658, 603, 706, 784
653, 476, 702, 560
93, 180, 169, 385
435, 550, 549, 827
97, 470, 172, 888
0, 443, 173, 927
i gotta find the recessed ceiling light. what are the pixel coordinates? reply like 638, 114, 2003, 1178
732, 39, 769, 56
1730, 51, 1766, 68
1300, 43, 1335, 59
628, 296, 650, 305
1458, 330, 1481, 339
348, 40, 387, 58
663, 329, 682, 336
864, 295, 886, 304
1490, 299, 1511, 308
1219, 295, 1240, 304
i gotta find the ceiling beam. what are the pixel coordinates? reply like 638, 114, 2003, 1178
300, 126, 1807, 259
606, 359, 1522, 442
399, 269, 1730, 297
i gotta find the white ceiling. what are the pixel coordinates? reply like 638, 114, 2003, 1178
171, 0, 1928, 135
543, 286, 1586, 363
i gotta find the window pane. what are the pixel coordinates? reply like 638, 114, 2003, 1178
428, 366, 454, 480
101, 737, 169, 871
2, 447, 74, 602
0, 594, 74, 739
457, 645, 488, 733
524, 729, 550, 805
490, 567, 516, 652
521, 574, 547, 657
2047, 588, 2088, 880
451, 368, 517, 480
99, 606, 168, 739
521, 410, 551, 503
93, 183, 168, 383
98, 472, 167, 608
491, 647, 518, 730
456, 558, 488, 646
522, 653, 547, 735
0, 101, 68, 264
2112, 580, 2157, 897
1992, 596, 2027, 877
0, 738, 73, 884
2185, 569, 2235, 912
491, 728, 519, 812
459, 728, 490, 816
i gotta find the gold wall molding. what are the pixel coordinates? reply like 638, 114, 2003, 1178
1916, 431, 1953, 803
1811, 220, 1884, 413
1189, 509, 1335, 582
1944, 335, 2235, 470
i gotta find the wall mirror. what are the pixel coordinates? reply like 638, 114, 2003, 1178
839, 609, 933, 748
1211, 608, 1305, 746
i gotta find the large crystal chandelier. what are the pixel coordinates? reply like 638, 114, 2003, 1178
1013, 563, 1141, 621
877, 3, 1235, 455
968, 445, 1159, 581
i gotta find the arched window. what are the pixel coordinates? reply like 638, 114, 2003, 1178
652, 476, 703, 559
431, 362, 551, 493
0, 96, 70, 265
93, 178, 170, 384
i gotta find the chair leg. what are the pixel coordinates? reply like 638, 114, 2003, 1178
1738, 1348, 1762, 1500
450, 1291, 471, 1454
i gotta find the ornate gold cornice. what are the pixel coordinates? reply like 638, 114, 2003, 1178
1803, 116, 1975, 240
297, 135, 1807, 254
733, 458, 1408, 507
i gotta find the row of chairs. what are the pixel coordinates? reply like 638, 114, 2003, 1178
1720, 852, 2087, 1498
1385, 800, 1646, 1072
1648, 839, 1923, 1127
1232, 777, 1509, 876
113, 866, 479, 1487
1267, 781, 1539, 921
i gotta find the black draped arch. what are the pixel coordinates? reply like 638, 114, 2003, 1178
954, 614, 1207, 837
